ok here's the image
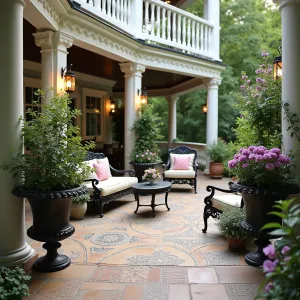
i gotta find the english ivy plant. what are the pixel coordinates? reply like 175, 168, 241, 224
1, 90, 94, 191
0, 266, 31, 300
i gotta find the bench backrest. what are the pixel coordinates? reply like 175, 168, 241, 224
167, 145, 197, 167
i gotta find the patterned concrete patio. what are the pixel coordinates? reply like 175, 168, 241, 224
25, 173, 265, 299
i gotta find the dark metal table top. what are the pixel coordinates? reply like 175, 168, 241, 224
132, 181, 172, 193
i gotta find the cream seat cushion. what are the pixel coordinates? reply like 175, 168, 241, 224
164, 170, 196, 179
170, 153, 195, 171
84, 176, 138, 196
211, 194, 242, 211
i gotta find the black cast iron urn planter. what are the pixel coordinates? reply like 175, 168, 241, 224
12, 185, 88, 272
229, 182, 299, 267
129, 161, 162, 182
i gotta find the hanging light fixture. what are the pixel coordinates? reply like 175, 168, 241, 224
109, 97, 116, 115
61, 64, 76, 93
138, 87, 148, 105
202, 103, 208, 114
273, 46, 282, 80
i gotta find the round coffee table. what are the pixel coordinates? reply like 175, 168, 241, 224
132, 181, 172, 217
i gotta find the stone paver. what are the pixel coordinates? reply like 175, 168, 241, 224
191, 284, 230, 300
168, 284, 190, 300
225, 284, 259, 300
188, 267, 218, 283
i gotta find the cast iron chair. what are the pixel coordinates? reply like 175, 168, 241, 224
162, 145, 198, 193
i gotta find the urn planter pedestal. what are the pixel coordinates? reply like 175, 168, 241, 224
12, 185, 87, 272
129, 162, 162, 182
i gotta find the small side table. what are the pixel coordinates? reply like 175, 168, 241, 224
132, 181, 172, 217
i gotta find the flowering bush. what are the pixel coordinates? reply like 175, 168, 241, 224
256, 199, 300, 299
142, 168, 161, 181
134, 150, 161, 163
232, 52, 281, 148
228, 146, 292, 188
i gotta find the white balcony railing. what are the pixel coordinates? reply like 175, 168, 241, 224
75, 0, 216, 58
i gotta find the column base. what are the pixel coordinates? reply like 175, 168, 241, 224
204, 169, 210, 176
0, 243, 35, 267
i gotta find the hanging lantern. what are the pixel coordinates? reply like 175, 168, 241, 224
273, 46, 282, 80
110, 97, 116, 115
139, 87, 148, 105
61, 64, 76, 93
202, 103, 208, 114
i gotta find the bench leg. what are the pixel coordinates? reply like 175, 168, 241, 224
202, 206, 209, 233
98, 199, 104, 218
194, 178, 197, 194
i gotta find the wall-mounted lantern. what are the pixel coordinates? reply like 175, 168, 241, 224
61, 64, 76, 93
109, 97, 116, 115
273, 46, 282, 80
138, 87, 148, 105
202, 103, 208, 114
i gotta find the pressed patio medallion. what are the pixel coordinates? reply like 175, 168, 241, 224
91, 232, 130, 246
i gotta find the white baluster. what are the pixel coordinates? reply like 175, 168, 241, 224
112, 0, 116, 18
172, 12, 176, 43
145, 1, 149, 34
126, 0, 130, 25
94, 0, 101, 9
200, 23, 204, 52
187, 18, 191, 47
107, 0, 111, 16
115, 0, 119, 20
156, 6, 161, 38
167, 10, 171, 41
204, 25, 208, 52
150, 3, 155, 36
195, 22, 199, 50
162, 8, 166, 39
182, 16, 186, 46
123, 0, 127, 23
102, 0, 107, 13
177, 15, 181, 45
207, 26, 211, 54
120, 0, 123, 22
191, 20, 195, 49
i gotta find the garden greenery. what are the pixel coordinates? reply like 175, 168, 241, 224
0, 266, 31, 300
207, 139, 229, 163
256, 199, 300, 299
1, 90, 94, 191
216, 206, 247, 240
130, 104, 163, 163
72, 193, 91, 204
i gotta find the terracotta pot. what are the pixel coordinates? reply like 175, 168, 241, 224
228, 238, 245, 252
70, 202, 87, 220
209, 162, 224, 179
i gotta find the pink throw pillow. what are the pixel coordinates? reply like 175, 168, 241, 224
173, 156, 190, 170
93, 163, 110, 181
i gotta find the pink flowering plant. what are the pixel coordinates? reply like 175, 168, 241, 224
133, 150, 161, 163
256, 199, 300, 299
142, 168, 161, 181
232, 52, 282, 148
228, 145, 292, 188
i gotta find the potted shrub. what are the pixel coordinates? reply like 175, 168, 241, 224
1, 90, 94, 272
207, 139, 229, 178
0, 266, 31, 299
70, 193, 90, 220
130, 104, 163, 182
216, 206, 247, 252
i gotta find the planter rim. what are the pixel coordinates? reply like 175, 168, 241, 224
12, 185, 88, 199
229, 181, 300, 196
129, 161, 162, 166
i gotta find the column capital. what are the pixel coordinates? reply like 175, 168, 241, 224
207, 78, 222, 89
33, 31, 73, 51
119, 62, 146, 78
166, 95, 179, 103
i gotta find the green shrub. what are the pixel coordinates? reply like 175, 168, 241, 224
207, 140, 229, 163
216, 206, 247, 240
0, 267, 31, 300
72, 193, 90, 204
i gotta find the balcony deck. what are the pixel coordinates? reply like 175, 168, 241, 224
25, 172, 264, 299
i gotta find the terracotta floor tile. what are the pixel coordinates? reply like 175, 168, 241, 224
215, 266, 265, 284
122, 285, 145, 300
81, 282, 125, 291
120, 266, 148, 283
191, 284, 229, 300
35, 264, 96, 279
76, 290, 123, 300
168, 284, 190, 300
92, 266, 123, 281
147, 267, 161, 283
188, 267, 219, 283
27, 278, 45, 295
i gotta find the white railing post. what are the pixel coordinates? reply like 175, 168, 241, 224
130, 0, 143, 38
204, 0, 220, 60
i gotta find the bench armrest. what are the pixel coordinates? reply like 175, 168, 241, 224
84, 179, 100, 192
204, 185, 236, 205
109, 166, 135, 177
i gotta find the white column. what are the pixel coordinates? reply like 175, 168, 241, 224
166, 95, 178, 149
120, 62, 146, 169
0, 0, 35, 266
204, 78, 221, 174
280, 0, 300, 174
204, 0, 220, 60
34, 31, 73, 100
129, 0, 143, 38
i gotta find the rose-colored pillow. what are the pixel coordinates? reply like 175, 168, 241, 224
93, 162, 110, 181
173, 156, 190, 170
